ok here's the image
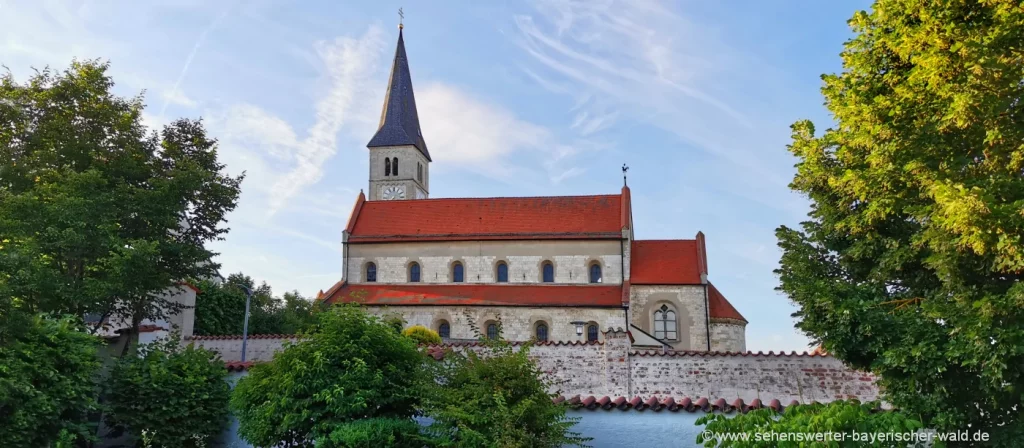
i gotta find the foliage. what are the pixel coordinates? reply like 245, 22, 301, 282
0, 314, 101, 446
383, 313, 406, 334
0, 60, 243, 341
193, 273, 317, 336
776, 1, 1024, 444
316, 417, 428, 448
403, 325, 441, 345
230, 305, 427, 448
424, 314, 589, 448
697, 401, 925, 447
105, 336, 230, 447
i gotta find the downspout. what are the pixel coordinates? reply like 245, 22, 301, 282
704, 283, 711, 351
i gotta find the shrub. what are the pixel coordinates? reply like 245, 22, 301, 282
317, 417, 427, 448
402, 325, 441, 345
105, 336, 230, 447
424, 336, 589, 447
696, 400, 924, 447
230, 305, 428, 448
0, 314, 101, 446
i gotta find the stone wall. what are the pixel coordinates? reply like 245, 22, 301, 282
187, 335, 300, 362
709, 321, 746, 353
199, 331, 879, 404
365, 306, 627, 342
346, 240, 623, 285
629, 285, 710, 351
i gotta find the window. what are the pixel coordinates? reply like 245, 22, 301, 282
496, 262, 508, 283
535, 323, 548, 341
486, 322, 498, 340
452, 262, 464, 283
438, 321, 450, 339
417, 163, 423, 182
589, 263, 602, 283
587, 324, 599, 342
542, 261, 554, 283
409, 262, 420, 282
654, 304, 677, 340
366, 262, 377, 282
392, 157, 398, 176
385, 158, 391, 176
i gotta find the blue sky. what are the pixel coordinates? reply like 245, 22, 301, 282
1, 0, 870, 352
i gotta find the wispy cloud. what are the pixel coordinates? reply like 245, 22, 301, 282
160, 2, 234, 116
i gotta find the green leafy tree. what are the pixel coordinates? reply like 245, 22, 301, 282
776, 1, 1024, 444
230, 305, 427, 447
424, 316, 589, 448
193, 273, 317, 335
0, 61, 243, 349
402, 325, 442, 345
697, 401, 925, 447
0, 314, 101, 446
317, 417, 428, 448
105, 336, 230, 447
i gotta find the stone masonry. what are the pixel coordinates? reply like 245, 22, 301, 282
364, 306, 627, 342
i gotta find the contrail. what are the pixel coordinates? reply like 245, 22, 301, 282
159, 2, 235, 118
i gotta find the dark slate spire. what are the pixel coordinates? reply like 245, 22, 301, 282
367, 28, 431, 161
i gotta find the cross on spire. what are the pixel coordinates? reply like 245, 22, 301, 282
398, 7, 404, 29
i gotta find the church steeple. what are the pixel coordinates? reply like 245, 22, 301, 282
367, 27, 431, 161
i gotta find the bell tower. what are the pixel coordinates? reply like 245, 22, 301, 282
366, 24, 430, 201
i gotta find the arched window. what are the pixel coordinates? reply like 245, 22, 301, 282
542, 261, 554, 283
589, 263, 602, 283
366, 262, 377, 282
654, 304, 678, 340
587, 324, 599, 342
392, 157, 399, 176
409, 262, 421, 282
535, 322, 548, 341
496, 262, 509, 283
385, 158, 391, 176
417, 163, 423, 182
438, 321, 450, 339
452, 262, 464, 283
486, 322, 498, 340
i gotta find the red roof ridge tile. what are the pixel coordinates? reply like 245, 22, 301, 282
378, 193, 621, 203
628, 349, 831, 358
325, 283, 624, 308
186, 334, 303, 341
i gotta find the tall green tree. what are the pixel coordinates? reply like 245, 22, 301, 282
777, 1, 1024, 444
0, 61, 243, 345
193, 273, 317, 335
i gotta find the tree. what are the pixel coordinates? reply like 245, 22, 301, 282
776, 1, 1024, 444
402, 325, 441, 345
230, 305, 427, 447
0, 60, 243, 349
697, 401, 925, 447
105, 336, 230, 447
424, 318, 589, 448
193, 273, 318, 335
0, 314, 101, 446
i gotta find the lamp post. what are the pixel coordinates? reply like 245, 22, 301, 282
238, 285, 254, 362
570, 321, 586, 341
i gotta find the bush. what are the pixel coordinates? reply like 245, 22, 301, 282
105, 337, 230, 447
317, 417, 427, 448
402, 325, 441, 345
0, 314, 100, 447
425, 336, 589, 447
696, 400, 924, 447
230, 305, 428, 447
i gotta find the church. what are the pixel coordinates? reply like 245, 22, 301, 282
318, 26, 747, 352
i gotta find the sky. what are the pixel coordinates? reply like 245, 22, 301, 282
1, 0, 872, 352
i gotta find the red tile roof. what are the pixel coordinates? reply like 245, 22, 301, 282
708, 282, 746, 322
630, 240, 704, 284
559, 395, 799, 413
345, 193, 627, 242
324, 283, 623, 307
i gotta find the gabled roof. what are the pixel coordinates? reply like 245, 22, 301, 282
323, 283, 623, 307
346, 190, 630, 243
708, 282, 746, 323
367, 28, 431, 161
630, 239, 704, 284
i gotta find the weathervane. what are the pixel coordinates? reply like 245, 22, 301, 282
398, 7, 404, 29
622, 164, 629, 186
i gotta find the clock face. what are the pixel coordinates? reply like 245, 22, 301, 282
382, 185, 406, 200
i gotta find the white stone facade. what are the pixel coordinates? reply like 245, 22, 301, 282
709, 320, 746, 353
364, 305, 626, 342
628, 285, 710, 351
368, 145, 429, 200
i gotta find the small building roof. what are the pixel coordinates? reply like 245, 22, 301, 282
708, 282, 746, 323
630, 239, 704, 285
323, 283, 623, 307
